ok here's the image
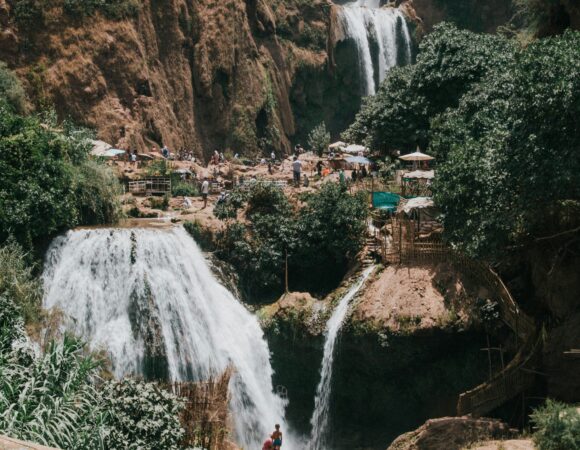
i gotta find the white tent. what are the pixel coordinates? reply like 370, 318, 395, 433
328, 141, 347, 150
402, 170, 435, 179
89, 139, 112, 157
400, 197, 435, 214
343, 144, 369, 154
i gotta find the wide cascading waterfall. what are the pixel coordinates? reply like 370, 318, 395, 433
42, 227, 294, 450
308, 266, 375, 450
339, 0, 412, 96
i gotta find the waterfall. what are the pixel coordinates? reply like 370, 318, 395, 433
42, 227, 296, 450
339, 0, 412, 96
308, 266, 375, 450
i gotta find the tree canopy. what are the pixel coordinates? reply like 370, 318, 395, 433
344, 23, 580, 258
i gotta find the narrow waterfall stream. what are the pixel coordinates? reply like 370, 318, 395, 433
42, 227, 296, 450
339, 0, 412, 95
308, 266, 375, 450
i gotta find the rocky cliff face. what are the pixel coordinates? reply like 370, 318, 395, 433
1, 0, 520, 160
1, 0, 334, 158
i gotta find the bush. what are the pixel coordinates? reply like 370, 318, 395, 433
184, 220, 215, 251
171, 182, 198, 197
102, 379, 184, 450
0, 241, 41, 325
11, 0, 45, 26
0, 103, 122, 249
0, 301, 184, 450
307, 121, 330, 157
214, 182, 368, 300
0, 62, 26, 113
531, 400, 580, 450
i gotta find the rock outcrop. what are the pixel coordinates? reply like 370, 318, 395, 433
387, 416, 515, 450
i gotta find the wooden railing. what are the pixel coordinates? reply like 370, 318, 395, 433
368, 217, 539, 417
128, 177, 171, 195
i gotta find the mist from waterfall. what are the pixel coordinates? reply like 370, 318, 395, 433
308, 266, 375, 450
42, 227, 297, 450
339, 0, 412, 96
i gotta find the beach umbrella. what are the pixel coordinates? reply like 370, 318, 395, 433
329, 141, 347, 150
398, 148, 434, 161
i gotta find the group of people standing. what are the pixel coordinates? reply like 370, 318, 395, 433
262, 424, 283, 450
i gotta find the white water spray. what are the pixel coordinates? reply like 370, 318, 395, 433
339, 0, 412, 95
308, 266, 375, 450
42, 227, 295, 450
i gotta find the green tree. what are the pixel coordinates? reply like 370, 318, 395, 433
307, 122, 330, 157
432, 30, 580, 257
0, 101, 122, 248
343, 23, 513, 155
531, 399, 580, 450
0, 62, 26, 114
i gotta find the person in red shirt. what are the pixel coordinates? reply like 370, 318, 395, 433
262, 438, 273, 450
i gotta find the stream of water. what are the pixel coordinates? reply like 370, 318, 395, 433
42, 227, 296, 450
339, 0, 412, 95
308, 266, 375, 450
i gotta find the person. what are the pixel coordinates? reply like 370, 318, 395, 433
201, 177, 210, 209
352, 168, 358, 182
271, 151, 276, 162
262, 438, 273, 450
182, 196, 192, 209
292, 156, 302, 187
131, 152, 137, 168
303, 174, 309, 187
361, 165, 368, 178
316, 160, 324, 177
161, 146, 169, 159
219, 151, 225, 163
271, 424, 283, 450
268, 161, 273, 175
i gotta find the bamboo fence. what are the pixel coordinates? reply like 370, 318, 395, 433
169, 368, 233, 450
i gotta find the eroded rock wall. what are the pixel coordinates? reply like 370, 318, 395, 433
1, 0, 331, 158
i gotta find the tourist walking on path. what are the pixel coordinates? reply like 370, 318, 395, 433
292, 156, 302, 187
201, 178, 210, 209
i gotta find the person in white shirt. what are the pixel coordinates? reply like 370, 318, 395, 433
292, 156, 302, 187
201, 178, 210, 209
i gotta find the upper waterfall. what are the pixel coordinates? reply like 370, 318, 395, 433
339, 0, 412, 96
42, 227, 295, 450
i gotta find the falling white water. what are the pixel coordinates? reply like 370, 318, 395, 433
339, 0, 412, 95
308, 266, 375, 450
42, 227, 296, 450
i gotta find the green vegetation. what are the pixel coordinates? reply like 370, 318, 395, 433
307, 121, 330, 157
345, 24, 580, 258
344, 23, 514, 154
200, 182, 368, 300
0, 62, 26, 114
531, 400, 580, 450
0, 245, 185, 449
171, 182, 198, 197
0, 100, 122, 249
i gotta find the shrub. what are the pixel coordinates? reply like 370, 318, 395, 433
531, 400, 580, 450
102, 379, 184, 450
307, 121, 331, 157
11, 0, 45, 27
0, 103, 122, 248
184, 220, 215, 251
171, 182, 198, 197
0, 241, 41, 325
0, 62, 26, 113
